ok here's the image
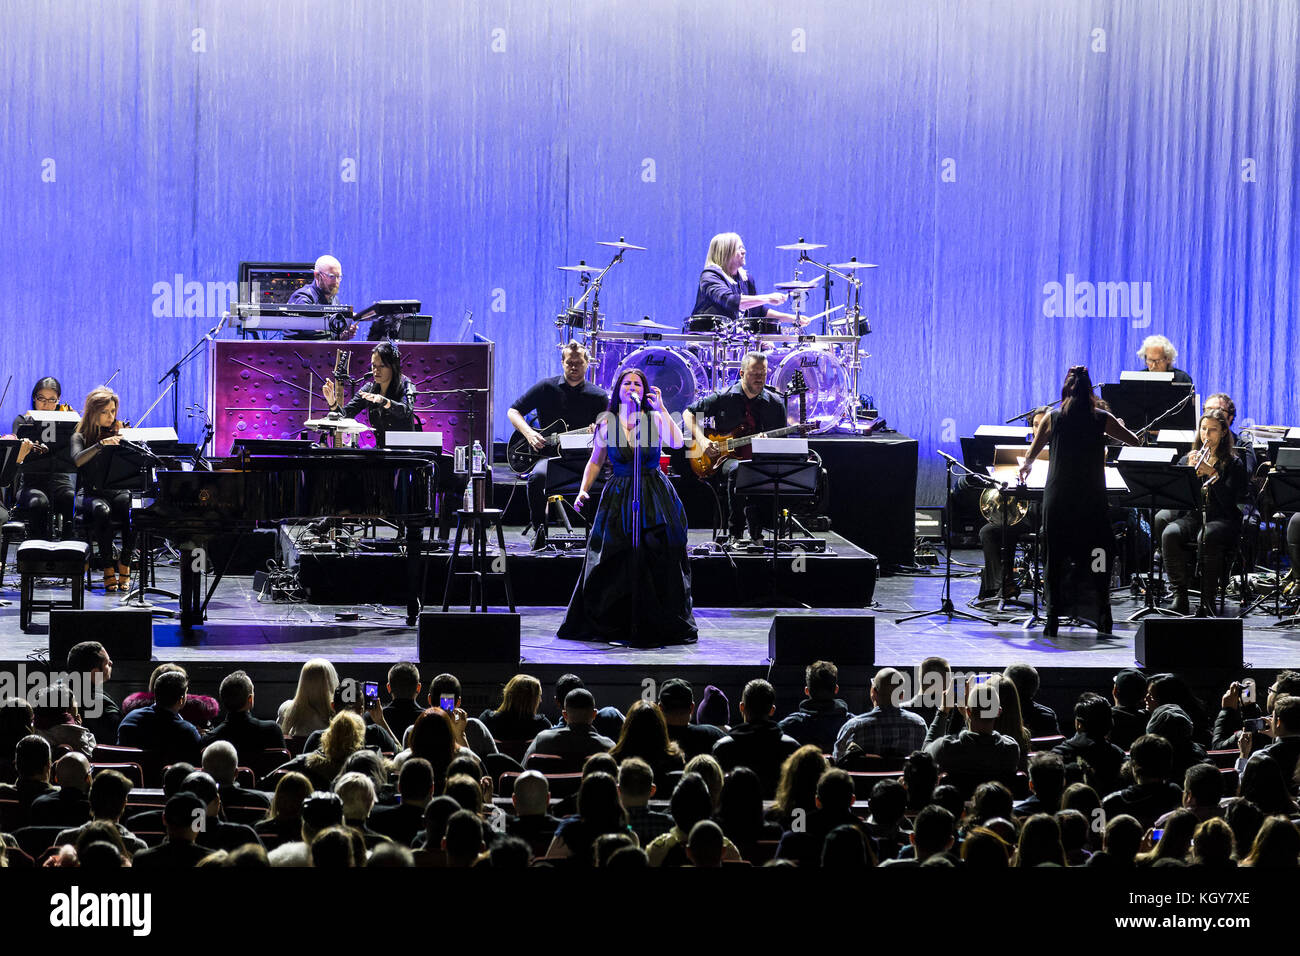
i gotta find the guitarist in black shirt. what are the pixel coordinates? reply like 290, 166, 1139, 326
507, 342, 609, 549
684, 352, 792, 548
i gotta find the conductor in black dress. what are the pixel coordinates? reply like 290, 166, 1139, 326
1020, 366, 1139, 636
507, 342, 609, 550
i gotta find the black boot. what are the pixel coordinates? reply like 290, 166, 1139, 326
1043, 614, 1059, 638
1172, 588, 1190, 615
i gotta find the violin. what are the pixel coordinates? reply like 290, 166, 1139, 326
56, 402, 73, 412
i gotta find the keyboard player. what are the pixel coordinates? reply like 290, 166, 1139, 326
289, 254, 358, 339
321, 341, 416, 447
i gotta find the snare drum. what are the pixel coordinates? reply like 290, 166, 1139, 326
613, 346, 710, 416
683, 314, 732, 335
770, 347, 851, 431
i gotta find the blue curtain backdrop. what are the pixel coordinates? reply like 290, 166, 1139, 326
3, 0, 1297, 504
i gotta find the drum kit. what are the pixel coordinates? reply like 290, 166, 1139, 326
555, 237, 878, 431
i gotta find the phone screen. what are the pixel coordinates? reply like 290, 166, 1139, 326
363, 681, 379, 701
439, 695, 456, 711
1151, 829, 1164, 842
1240, 679, 1256, 705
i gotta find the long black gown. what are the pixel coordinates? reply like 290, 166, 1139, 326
557, 416, 698, 647
1042, 407, 1113, 622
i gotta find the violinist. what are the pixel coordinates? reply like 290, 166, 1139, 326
70, 386, 135, 591
8, 377, 77, 538
1154, 408, 1246, 615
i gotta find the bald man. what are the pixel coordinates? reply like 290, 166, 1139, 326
288, 254, 357, 339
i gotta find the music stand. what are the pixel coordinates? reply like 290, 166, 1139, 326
1100, 376, 1194, 438
734, 448, 819, 575
1115, 447, 1200, 621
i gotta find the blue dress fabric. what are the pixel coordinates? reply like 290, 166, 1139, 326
558, 417, 698, 646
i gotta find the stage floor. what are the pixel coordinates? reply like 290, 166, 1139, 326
4, 548, 1300, 670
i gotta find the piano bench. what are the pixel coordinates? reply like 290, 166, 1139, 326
17, 540, 91, 632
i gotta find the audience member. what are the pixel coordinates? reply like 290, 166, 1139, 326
1237, 753, 1299, 816
426, 673, 497, 757
53, 768, 146, 854
713, 680, 800, 793
66, 641, 120, 743
546, 771, 635, 864
695, 685, 731, 729
505, 770, 561, 857
131, 793, 217, 868
685, 819, 727, 868
30, 752, 92, 827
1014, 753, 1066, 817
0, 735, 55, 826
717, 766, 782, 861
778, 660, 853, 752
609, 700, 685, 783
1004, 663, 1060, 737
1085, 813, 1143, 869
552, 673, 625, 740
683, 753, 724, 811
1101, 734, 1183, 828
1145, 673, 1211, 746
479, 674, 551, 741
275, 711, 367, 790
122, 663, 219, 730
882, 804, 956, 867
523, 689, 615, 765
369, 758, 433, 846
255, 771, 314, 847
657, 679, 726, 759
334, 771, 391, 849
1135, 807, 1197, 866
617, 757, 673, 846
924, 679, 1020, 794
1240, 815, 1300, 867
1155, 763, 1224, 828
645, 773, 739, 866
202, 740, 270, 811
1251, 694, 1300, 787
179, 771, 263, 851
382, 663, 424, 742
277, 659, 339, 738
268, 791, 345, 866
202, 670, 286, 757
1053, 692, 1126, 794
1191, 817, 1236, 869
833, 667, 927, 764
1110, 668, 1150, 751
902, 750, 939, 813
116, 670, 202, 765
1014, 813, 1066, 867
1146, 703, 1210, 778
31, 682, 95, 757
767, 745, 827, 829
775, 769, 870, 867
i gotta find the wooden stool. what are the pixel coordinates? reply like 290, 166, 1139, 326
441, 509, 516, 612
18, 539, 91, 631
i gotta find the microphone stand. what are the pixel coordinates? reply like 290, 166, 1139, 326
150, 313, 230, 433
1135, 391, 1195, 447
897, 451, 995, 625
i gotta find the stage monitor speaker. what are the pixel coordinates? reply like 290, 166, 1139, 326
419, 612, 521, 665
1135, 617, 1243, 671
767, 613, 875, 666
48, 609, 154, 666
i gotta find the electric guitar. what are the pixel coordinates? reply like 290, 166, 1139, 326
507, 419, 594, 474
689, 372, 814, 479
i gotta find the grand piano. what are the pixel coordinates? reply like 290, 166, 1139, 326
133, 448, 440, 629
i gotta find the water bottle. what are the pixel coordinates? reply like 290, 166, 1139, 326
471, 440, 485, 475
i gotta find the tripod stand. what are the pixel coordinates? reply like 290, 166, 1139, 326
897, 452, 993, 625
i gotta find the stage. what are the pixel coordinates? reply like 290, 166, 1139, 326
4, 546, 1297, 729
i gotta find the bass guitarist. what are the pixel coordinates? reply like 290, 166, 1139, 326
684, 351, 791, 548
507, 341, 609, 549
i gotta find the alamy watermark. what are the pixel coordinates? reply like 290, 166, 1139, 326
0, 666, 109, 719
1042, 273, 1152, 328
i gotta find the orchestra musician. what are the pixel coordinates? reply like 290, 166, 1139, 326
321, 341, 416, 447
688, 233, 802, 333
70, 386, 135, 591
507, 341, 609, 550
288, 254, 358, 339
557, 368, 698, 647
8, 377, 77, 539
1153, 408, 1247, 616
1138, 334, 1194, 387
1019, 366, 1140, 636
684, 351, 788, 548
973, 406, 1048, 603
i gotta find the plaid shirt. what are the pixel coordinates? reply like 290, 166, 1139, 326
833, 707, 928, 762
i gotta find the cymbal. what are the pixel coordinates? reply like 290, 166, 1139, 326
619, 318, 675, 330
774, 279, 821, 291
595, 237, 647, 250
829, 259, 879, 270
303, 416, 371, 433
558, 263, 594, 272
776, 239, 827, 251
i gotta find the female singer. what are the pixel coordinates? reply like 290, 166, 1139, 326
321, 341, 416, 445
1019, 366, 1139, 636
8, 377, 77, 538
70, 386, 134, 591
688, 233, 799, 333
1156, 408, 1247, 615
558, 368, 698, 647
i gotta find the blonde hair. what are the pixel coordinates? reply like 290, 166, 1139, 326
280, 658, 339, 736
307, 710, 366, 775
704, 233, 742, 274
75, 386, 120, 443
494, 674, 542, 720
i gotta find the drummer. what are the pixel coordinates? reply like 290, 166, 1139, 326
686, 233, 805, 334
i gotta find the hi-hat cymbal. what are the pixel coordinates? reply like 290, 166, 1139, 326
558, 263, 594, 272
774, 279, 821, 291
829, 258, 880, 270
619, 318, 675, 330
596, 237, 647, 250
776, 238, 827, 251
303, 416, 372, 433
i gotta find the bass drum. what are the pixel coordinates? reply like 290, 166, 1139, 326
613, 346, 709, 417
771, 347, 850, 432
